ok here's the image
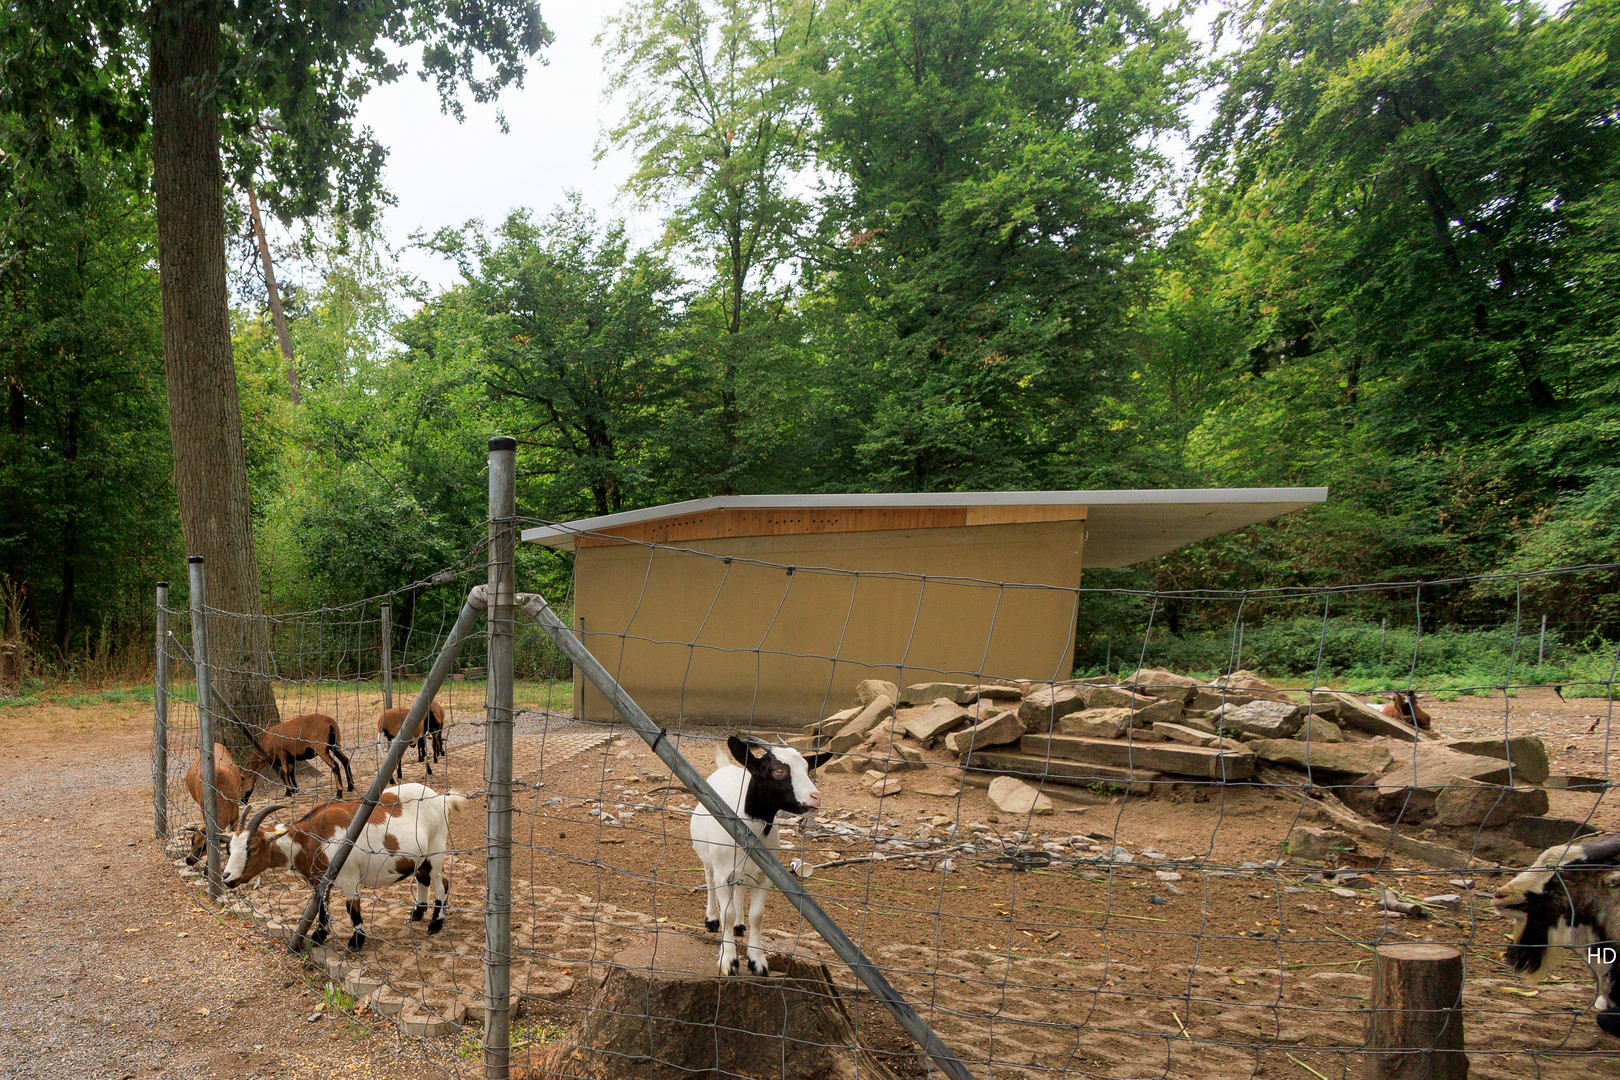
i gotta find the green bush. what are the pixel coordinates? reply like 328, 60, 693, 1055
1075, 614, 1615, 697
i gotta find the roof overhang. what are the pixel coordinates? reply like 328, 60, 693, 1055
520, 488, 1327, 568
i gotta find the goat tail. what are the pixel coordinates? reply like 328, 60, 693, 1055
442, 791, 470, 816
714, 746, 730, 772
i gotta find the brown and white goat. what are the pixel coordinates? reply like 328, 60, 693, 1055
1493, 834, 1620, 1037
376, 700, 446, 782
248, 712, 354, 798
183, 742, 256, 865
1382, 690, 1432, 730
221, 782, 468, 950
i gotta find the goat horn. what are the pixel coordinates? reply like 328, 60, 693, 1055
244, 803, 286, 834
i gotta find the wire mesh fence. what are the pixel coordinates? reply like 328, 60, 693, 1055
150, 460, 1620, 1079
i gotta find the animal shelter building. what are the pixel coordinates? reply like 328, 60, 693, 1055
520, 489, 1328, 727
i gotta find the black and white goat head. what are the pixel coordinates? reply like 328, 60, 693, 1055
689, 734, 832, 976
1493, 834, 1620, 1037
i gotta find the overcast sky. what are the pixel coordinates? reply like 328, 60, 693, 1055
347, 0, 634, 292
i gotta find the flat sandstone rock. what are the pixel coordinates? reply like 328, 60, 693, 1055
1433, 780, 1549, 827
902, 699, 972, 747
1017, 685, 1089, 732
945, 710, 1023, 755
1440, 736, 1550, 786
1246, 739, 1394, 779
988, 775, 1055, 816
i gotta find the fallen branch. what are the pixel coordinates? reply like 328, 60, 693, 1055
1379, 889, 1428, 918
1286, 1052, 1332, 1080
810, 844, 972, 872
1312, 790, 1477, 869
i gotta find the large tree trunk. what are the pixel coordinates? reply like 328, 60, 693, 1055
150, 0, 279, 756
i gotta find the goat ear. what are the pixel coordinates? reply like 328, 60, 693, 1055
803, 751, 835, 771
727, 735, 750, 766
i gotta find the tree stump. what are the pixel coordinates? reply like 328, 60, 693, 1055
1364, 943, 1469, 1080
519, 931, 907, 1080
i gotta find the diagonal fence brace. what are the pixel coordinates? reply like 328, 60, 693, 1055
517, 590, 978, 1080
286, 585, 491, 953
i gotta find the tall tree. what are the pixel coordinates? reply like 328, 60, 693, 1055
0, 25, 177, 663
805, 0, 1194, 491
601, 0, 819, 491
1183, 0, 1620, 589
13, 0, 551, 746
424, 201, 685, 517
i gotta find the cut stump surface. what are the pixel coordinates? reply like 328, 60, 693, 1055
519, 931, 908, 1080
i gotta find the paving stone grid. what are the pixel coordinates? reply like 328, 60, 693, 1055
163, 710, 619, 1044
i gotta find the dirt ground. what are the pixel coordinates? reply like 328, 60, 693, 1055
0, 697, 467, 1079
5, 683, 1618, 1079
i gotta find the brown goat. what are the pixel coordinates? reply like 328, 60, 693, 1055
376, 700, 446, 782
248, 713, 354, 798
1382, 690, 1432, 730
183, 742, 255, 865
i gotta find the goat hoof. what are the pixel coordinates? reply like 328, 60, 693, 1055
409, 904, 427, 922
705, 918, 720, 933
311, 928, 328, 945
346, 933, 365, 951
746, 958, 766, 976
427, 919, 444, 935
733, 924, 746, 938
726, 958, 739, 976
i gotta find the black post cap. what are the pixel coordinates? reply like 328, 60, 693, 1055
188, 555, 204, 564
156, 580, 169, 589
489, 436, 517, 451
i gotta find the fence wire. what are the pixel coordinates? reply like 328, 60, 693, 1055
154, 529, 1620, 1080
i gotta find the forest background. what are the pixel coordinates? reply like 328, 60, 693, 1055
3, 0, 1617, 693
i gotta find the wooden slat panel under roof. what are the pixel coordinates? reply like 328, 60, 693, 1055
569, 504, 1089, 548
520, 488, 1327, 568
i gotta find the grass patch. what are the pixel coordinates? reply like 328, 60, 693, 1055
322, 981, 358, 1013
458, 1019, 569, 1060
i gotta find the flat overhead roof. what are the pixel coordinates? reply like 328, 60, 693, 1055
520, 488, 1327, 568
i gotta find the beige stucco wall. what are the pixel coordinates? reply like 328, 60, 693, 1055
572, 521, 1085, 728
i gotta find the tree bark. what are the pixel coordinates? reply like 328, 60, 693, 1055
150, 0, 279, 755
53, 384, 79, 658
522, 931, 905, 1080
246, 183, 299, 402
1364, 943, 1468, 1080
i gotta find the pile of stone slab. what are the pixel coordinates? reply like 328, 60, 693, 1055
788, 669, 1599, 861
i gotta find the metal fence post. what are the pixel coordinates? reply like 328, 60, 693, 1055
288, 587, 491, 952
381, 600, 393, 710
187, 557, 222, 899
1538, 613, 1547, 667
515, 591, 977, 1080
154, 581, 169, 842
484, 436, 516, 1079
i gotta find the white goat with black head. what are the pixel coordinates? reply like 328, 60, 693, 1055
689, 734, 831, 976
1493, 834, 1620, 1036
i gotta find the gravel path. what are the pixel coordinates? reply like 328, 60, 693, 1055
0, 727, 453, 1080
